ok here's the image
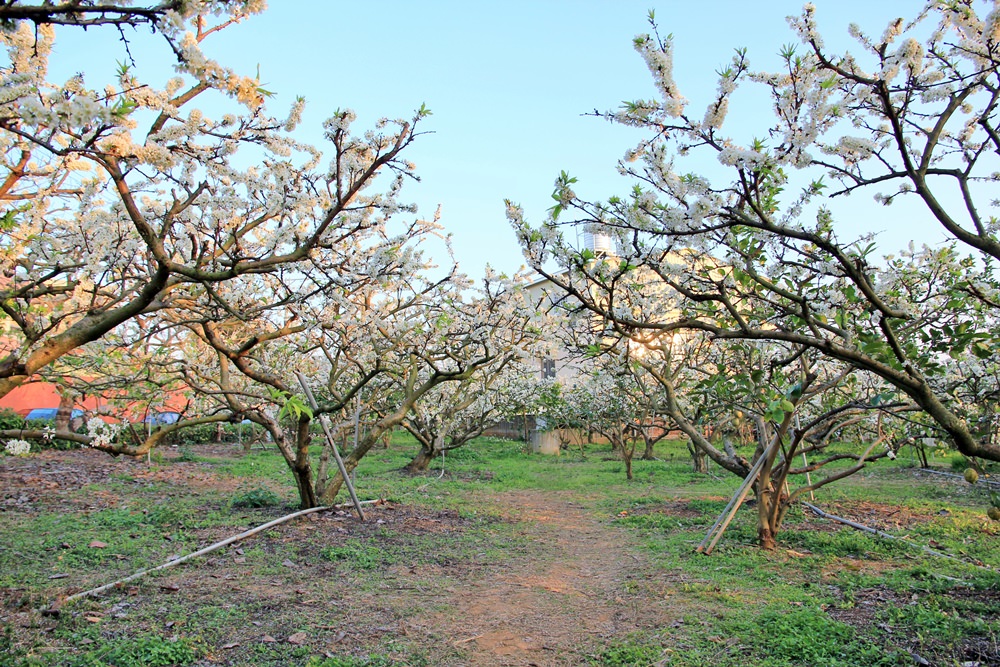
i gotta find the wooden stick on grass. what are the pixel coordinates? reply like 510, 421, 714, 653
60, 499, 385, 605
802, 501, 987, 568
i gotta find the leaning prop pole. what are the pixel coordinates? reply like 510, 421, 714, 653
802, 502, 987, 567
696, 436, 781, 555
295, 372, 366, 521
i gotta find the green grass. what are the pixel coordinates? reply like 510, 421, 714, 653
2, 432, 999, 666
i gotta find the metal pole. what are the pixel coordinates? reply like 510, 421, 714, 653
295, 372, 366, 521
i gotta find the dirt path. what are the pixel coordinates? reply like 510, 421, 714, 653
2, 451, 686, 666
413, 490, 675, 666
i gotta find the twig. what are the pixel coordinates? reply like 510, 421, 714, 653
453, 634, 483, 646
915, 468, 1000, 490
59, 499, 386, 605
802, 502, 989, 569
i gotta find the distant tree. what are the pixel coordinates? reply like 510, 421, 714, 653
401, 307, 540, 474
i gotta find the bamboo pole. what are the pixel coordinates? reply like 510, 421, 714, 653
296, 372, 366, 521
697, 439, 776, 554
63, 505, 327, 603
59, 499, 387, 605
802, 502, 987, 567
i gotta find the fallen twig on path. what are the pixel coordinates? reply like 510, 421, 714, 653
453, 634, 483, 646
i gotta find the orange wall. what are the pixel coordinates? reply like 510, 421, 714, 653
0, 380, 188, 419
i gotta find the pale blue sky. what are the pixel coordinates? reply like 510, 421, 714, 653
52, 1, 921, 277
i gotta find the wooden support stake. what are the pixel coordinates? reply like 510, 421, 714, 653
296, 372, 366, 521
697, 436, 781, 554
62, 505, 330, 604
58, 499, 387, 606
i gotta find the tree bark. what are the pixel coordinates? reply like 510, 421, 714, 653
406, 446, 436, 473
688, 440, 708, 473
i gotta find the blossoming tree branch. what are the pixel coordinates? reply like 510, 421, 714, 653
510, 3, 1000, 481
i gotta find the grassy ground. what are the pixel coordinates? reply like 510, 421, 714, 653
0, 434, 998, 666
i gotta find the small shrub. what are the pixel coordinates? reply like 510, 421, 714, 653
749, 608, 901, 666
0, 408, 25, 431
175, 447, 201, 462
230, 487, 281, 508
101, 635, 200, 667
173, 421, 251, 445
951, 455, 973, 472
305, 655, 400, 667
591, 637, 664, 666
320, 539, 387, 570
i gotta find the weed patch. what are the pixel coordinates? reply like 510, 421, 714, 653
230, 487, 282, 509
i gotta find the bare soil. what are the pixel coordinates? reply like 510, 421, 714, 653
412, 491, 678, 666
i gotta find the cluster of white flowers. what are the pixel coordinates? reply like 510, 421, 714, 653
717, 146, 768, 169
87, 418, 123, 449
323, 109, 357, 138
703, 97, 729, 130
634, 34, 686, 118
4, 439, 30, 456
831, 136, 877, 166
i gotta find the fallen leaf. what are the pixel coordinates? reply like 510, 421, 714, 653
48, 573, 69, 580
287, 631, 308, 645
261, 635, 276, 643
233, 557, 247, 564
222, 642, 239, 650
85, 616, 102, 623
88, 540, 107, 549
159, 584, 180, 592
281, 559, 296, 568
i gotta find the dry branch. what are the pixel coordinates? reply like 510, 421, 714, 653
802, 502, 988, 568
58, 499, 385, 606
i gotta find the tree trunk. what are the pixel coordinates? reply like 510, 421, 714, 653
406, 432, 445, 473
293, 418, 317, 508
641, 433, 656, 460
688, 440, 708, 473
319, 457, 358, 505
55, 391, 75, 433
293, 464, 318, 509
406, 446, 436, 473
756, 452, 779, 550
